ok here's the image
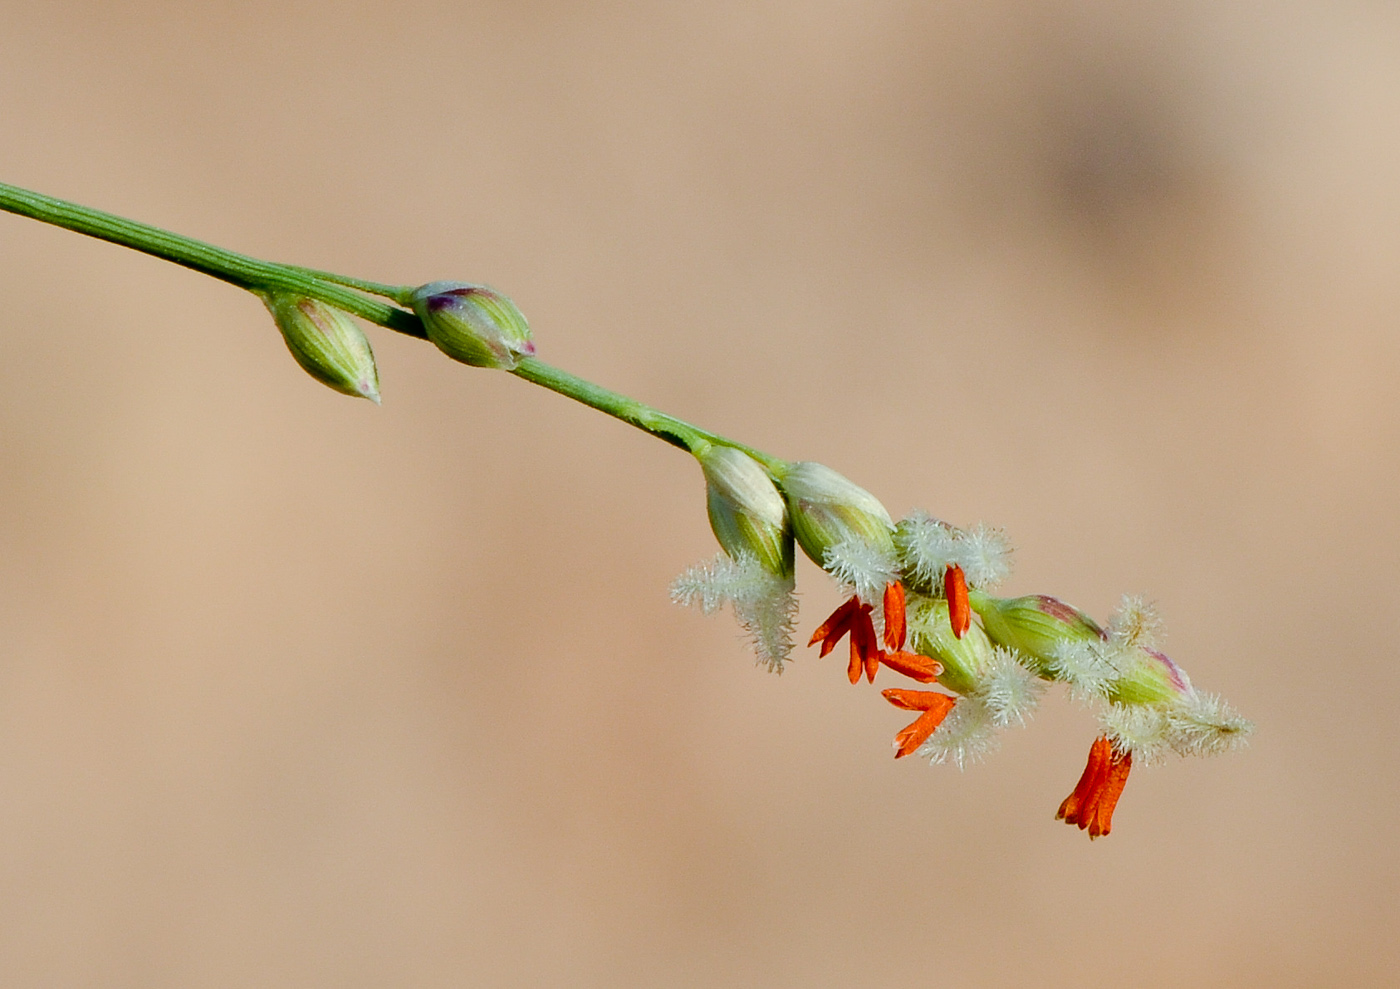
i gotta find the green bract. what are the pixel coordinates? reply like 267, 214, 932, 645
907, 596, 996, 696
1105, 648, 1193, 706
698, 445, 794, 578
774, 461, 894, 570
259, 291, 380, 402
410, 280, 534, 369
970, 591, 1104, 677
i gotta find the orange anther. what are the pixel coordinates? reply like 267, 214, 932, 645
882, 689, 957, 758
1057, 737, 1133, 839
882, 581, 907, 651
945, 564, 970, 639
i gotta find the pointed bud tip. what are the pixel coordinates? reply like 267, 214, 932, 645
262, 292, 381, 402
410, 280, 533, 369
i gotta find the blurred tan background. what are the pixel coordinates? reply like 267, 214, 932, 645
0, 0, 1395, 985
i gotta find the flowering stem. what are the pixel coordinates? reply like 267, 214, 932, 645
281, 265, 416, 306
0, 181, 424, 339
510, 358, 786, 469
0, 179, 785, 470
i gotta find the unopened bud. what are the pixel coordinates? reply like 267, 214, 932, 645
409, 281, 534, 369
260, 292, 380, 402
775, 461, 895, 570
1107, 647, 1193, 706
907, 596, 995, 696
698, 445, 793, 578
969, 591, 1104, 677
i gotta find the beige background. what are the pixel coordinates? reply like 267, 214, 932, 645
0, 1, 1395, 985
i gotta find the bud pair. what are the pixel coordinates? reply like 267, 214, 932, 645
260, 292, 380, 402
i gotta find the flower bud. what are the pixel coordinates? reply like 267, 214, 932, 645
969, 591, 1104, 677
1106, 647, 1193, 706
774, 461, 895, 570
698, 445, 794, 578
260, 292, 380, 402
409, 281, 534, 369
907, 596, 996, 696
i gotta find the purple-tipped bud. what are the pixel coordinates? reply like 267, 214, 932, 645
969, 591, 1104, 677
410, 281, 535, 369
1106, 648, 1193, 706
260, 292, 380, 402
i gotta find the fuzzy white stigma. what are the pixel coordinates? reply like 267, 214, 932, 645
917, 696, 999, 770
977, 647, 1047, 728
1107, 595, 1166, 650
672, 553, 798, 673
1049, 639, 1122, 700
896, 511, 1013, 591
1100, 690, 1254, 763
1100, 703, 1173, 765
1166, 692, 1254, 757
958, 523, 1015, 589
823, 537, 899, 606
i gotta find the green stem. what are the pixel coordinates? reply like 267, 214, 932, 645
0, 179, 787, 471
510, 358, 786, 469
282, 265, 416, 306
0, 181, 424, 338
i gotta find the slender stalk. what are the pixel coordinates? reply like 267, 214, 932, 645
0, 181, 424, 337
510, 358, 786, 468
282, 265, 416, 306
0, 180, 786, 470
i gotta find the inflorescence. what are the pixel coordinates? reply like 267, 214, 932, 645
673, 449, 1252, 839
0, 179, 1253, 840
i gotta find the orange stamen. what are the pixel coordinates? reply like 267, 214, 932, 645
809, 596, 860, 656
810, 595, 887, 684
945, 564, 970, 639
811, 590, 942, 686
847, 630, 865, 684
879, 650, 942, 683
850, 607, 881, 683
1084, 750, 1132, 838
882, 688, 957, 758
882, 581, 907, 651
1057, 737, 1133, 838
1057, 737, 1110, 826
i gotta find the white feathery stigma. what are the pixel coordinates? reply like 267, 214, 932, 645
896, 510, 1013, 591
1166, 692, 1254, 757
918, 696, 1000, 770
1100, 689, 1253, 763
977, 647, 1046, 728
1049, 638, 1122, 700
958, 523, 1015, 590
897, 510, 959, 588
1100, 703, 1173, 765
824, 537, 898, 606
672, 553, 797, 673
1107, 595, 1166, 650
